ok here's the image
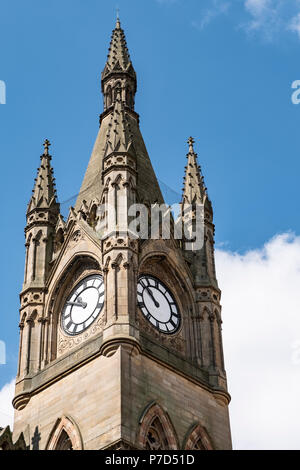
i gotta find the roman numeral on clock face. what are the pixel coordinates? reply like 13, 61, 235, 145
137, 275, 181, 335
61, 274, 105, 336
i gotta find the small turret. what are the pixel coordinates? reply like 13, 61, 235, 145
24, 139, 60, 287
17, 140, 60, 380
181, 138, 217, 288
182, 137, 208, 206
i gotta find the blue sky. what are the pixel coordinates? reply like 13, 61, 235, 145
1, 0, 300, 449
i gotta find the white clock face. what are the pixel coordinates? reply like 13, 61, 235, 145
137, 275, 181, 334
61, 274, 104, 336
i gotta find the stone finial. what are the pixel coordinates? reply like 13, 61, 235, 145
187, 137, 195, 154
27, 139, 59, 213
43, 139, 51, 156
116, 8, 120, 29
182, 137, 209, 206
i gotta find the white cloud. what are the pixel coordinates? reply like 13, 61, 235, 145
243, 0, 300, 41
192, 0, 231, 30
245, 0, 272, 17
192, 0, 300, 41
289, 12, 300, 38
0, 379, 15, 430
242, 0, 282, 39
216, 233, 300, 449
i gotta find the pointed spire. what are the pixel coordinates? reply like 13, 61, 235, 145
43, 138, 51, 156
102, 19, 136, 80
182, 137, 208, 205
75, 21, 164, 211
27, 139, 59, 213
116, 7, 120, 29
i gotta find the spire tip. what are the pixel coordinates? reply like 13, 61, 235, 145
43, 139, 51, 156
187, 136, 195, 153
116, 7, 120, 28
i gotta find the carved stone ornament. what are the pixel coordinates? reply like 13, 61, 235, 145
138, 311, 185, 354
58, 315, 104, 356
71, 230, 82, 243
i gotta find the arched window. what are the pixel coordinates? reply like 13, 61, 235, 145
145, 417, 168, 450
46, 416, 83, 450
138, 403, 178, 450
184, 423, 214, 450
32, 230, 43, 281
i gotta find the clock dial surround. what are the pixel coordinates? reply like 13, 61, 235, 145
61, 274, 104, 336
137, 275, 181, 335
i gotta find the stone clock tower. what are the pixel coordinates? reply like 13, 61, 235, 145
9, 19, 232, 450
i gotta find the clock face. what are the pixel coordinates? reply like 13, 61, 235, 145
137, 275, 181, 334
61, 274, 105, 336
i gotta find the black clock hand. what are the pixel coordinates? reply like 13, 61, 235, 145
67, 297, 87, 309
143, 284, 160, 308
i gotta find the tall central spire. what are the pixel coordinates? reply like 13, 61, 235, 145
101, 18, 137, 112
104, 18, 131, 71
75, 20, 163, 211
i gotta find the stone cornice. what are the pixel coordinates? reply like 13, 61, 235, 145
13, 332, 230, 411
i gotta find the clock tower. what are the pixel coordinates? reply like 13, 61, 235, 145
11, 19, 232, 450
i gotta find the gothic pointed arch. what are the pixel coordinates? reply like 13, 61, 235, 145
46, 416, 83, 450
137, 402, 178, 450
46, 253, 102, 360
138, 248, 197, 358
184, 423, 214, 450
139, 249, 194, 302
112, 173, 123, 186
29, 309, 38, 322
102, 176, 111, 198
48, 252, 102, 313
32, 230, 43, 281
